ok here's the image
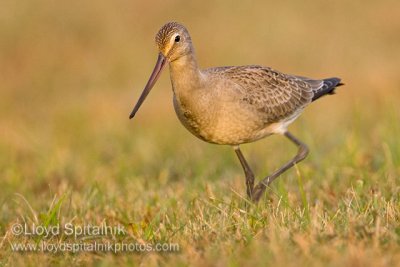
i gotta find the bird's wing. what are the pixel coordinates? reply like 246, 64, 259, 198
206, 65, 321, 123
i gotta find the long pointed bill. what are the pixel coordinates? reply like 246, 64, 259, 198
129, 53, 167, 119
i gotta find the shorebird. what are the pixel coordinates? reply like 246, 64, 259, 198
129, 22, 343, 202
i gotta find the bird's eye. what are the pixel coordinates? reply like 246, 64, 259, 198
174, 35, 180, 42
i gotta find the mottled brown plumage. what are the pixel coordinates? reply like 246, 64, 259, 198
204, 65, 315, 124
130, 22, 343, 202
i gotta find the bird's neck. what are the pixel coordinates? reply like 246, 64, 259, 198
169, 52, 204, 97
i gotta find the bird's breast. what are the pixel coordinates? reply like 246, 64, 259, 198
172, 90, 273, 145
173, 92, 215, 143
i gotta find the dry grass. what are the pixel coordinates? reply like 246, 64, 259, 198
1, 0, 400, 266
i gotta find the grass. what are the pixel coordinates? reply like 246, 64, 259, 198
1, 0, 400, 266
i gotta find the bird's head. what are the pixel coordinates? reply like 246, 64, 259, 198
155, 22, 193, 62
129, 22, 192, 119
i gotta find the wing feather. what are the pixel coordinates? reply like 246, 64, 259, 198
207, 66, 315, 122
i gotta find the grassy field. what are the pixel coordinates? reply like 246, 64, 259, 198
1, 0, 400, 266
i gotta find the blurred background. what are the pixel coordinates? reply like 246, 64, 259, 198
1, 0, 399, 198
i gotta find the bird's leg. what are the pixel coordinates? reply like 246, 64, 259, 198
252, 131, 309, 203
234, 146, 255, 199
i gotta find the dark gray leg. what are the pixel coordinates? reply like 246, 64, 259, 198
234, 146, 255, 198
251, 131, 309, 202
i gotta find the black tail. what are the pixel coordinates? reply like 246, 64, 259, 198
312, 77, 344, 101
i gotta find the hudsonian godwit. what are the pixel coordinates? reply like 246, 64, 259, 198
129, 22, 343, 202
